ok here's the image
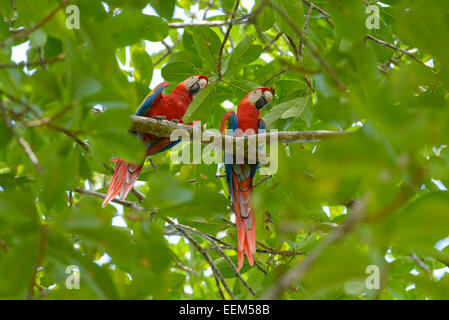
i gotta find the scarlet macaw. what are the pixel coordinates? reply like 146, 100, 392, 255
220, 88, 273, 271
102, 75, 209, 207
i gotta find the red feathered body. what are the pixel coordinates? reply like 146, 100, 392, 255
102, 77, 207, 207
234, 101, 260, 271
143, 85, 193, 155
221, 89, 270, 271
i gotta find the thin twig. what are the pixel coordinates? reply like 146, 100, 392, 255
173, 224, 256, 296
168, 20, 246, 28
161, 217, 236, 300
202, 0, 216, 20
75, 188, 153, 212
74, 187, 235, 300
27, 224, 48, 299
172, 258, 199, 276
0, 53, 65, 69
153, 38, 181, 66
299, 5, 313, 60
262, 32, 283, 52
204, 234, 256, 296
410, 251, 432, 278
300, 0, 334, 28
217, 0, 240, 78
365, 35, 429, 68
0, 103, 42, 172
261, 194, 369, 299
268, 1, 346, 91
0, 0, 70, 48
253, 174, 272, 188
254, 259, 268, 275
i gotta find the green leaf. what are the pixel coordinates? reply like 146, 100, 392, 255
75, 77, 101, 100
263, 97, 308, 126
46, 227, 119, 299
254, 0, 274, 31
214, 255, 252, 278
392, 192, 449, 251
161, 61, 197, 82
105, 0, 148, 9
29, 29, 47, 47
272, 0, 303, 39
327, 0, 365, 41
0, 191, 40, 229
182, 81, 218, 123
149, 0, 175, 20
191, 27, 221, 72
132, 47, 153, 87
224, 36, 262, 74
108, 11, 169, 46
142, 15, 170, 42
0, 119, 13, 149
0, 231, 41, 297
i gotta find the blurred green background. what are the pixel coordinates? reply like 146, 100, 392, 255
0, 0, 449, 300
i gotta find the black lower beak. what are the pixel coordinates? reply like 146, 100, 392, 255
255, 96, 268, 109
189, 82, 200, 96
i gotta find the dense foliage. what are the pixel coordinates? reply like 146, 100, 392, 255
1, 0, 449, 300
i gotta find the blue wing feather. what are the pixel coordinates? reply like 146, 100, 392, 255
223, 112, 238, 202
250, 119, 266, 179
135, 82, 169, 116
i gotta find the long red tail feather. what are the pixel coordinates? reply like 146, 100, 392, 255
233, 174, 256, 272
102, 159, 143, 207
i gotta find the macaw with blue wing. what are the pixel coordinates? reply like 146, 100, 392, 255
220, 88, 273, 271
102, 75, 209, 207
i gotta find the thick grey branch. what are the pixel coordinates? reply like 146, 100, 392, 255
131, 115, 354, 146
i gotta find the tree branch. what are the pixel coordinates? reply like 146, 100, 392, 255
299, 5, 313, 60
0, 103, 42, 172
0, 0, 70, 48
217, 0, 240, 78
365, 35, 430, 68
131, 115, 353, 144
261, 193, 369, 299
168, 20, 247, 28
0, 53, 66, 69
300, 0, 334, 28
74, 187, 235, 300
268, 2, 346, 91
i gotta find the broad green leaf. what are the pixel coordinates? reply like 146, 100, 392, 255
132, 47, 153, 87
46, 227, 119, 299
162, 61, 197, 82
214, 255, 252, 278
392, 192, 449, 251
327, 0, 365, 41
105, 0, 148, 9
108, 11, 169, 46
29, 29, 47, 47
142, 15, 170, 42
224, 36, 262, 74
182, 81, 218, 123
272, 0, 303, 39
263, 97, 308, 126
191, 27, 221, 72
255, 0, 274, 31
0, 231, 41, 297
149, 0, 175, 20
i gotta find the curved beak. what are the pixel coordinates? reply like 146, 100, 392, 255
189, 76, 209, 96
255, 90, 273, 110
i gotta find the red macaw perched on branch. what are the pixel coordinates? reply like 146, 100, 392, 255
221, 88, 273, 271
102, 75, 209, 207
